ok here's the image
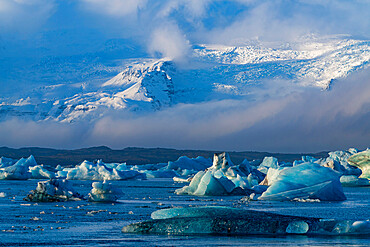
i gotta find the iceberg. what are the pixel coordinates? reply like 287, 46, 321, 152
122, 206, 370, 236
318, 148, 362, 176
340, 175, 370, 187
347, 150, 370, 179
0, 155, 56, 180
258, 157, 279, 174
0, 155, 37, 180
0, 157, 16, 168
135, 156, 212, 178
259, 162, 346, 201
88, 181, 123, 202
61, 160, 145, 180
175, 153, 256, 196
24, 179, 84, 202
29, 165, 55, 179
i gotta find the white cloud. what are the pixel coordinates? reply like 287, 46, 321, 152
79, 0, 147, 18
148, 22, 191, 61
0, 0, 55, 34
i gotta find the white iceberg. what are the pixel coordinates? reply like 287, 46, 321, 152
318, 148, 361, 176
60, 160, 145, 180
0, 155, 56, 180
259, 162, 346, 201
24, 179, 84, 202
258, 157, 279, 174
135, 156, 212, 178
175, 152, 256, 196
88, 181, 123, 202
0, 155, 36, 180
29, 165, 55, 179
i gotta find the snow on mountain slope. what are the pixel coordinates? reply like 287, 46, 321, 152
0, 36, 369, 122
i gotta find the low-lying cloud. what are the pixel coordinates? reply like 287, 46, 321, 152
1, 68, 369, 153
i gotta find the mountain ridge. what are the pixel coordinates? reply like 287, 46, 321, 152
0, 146, 329, 167
0, 35, 369, 122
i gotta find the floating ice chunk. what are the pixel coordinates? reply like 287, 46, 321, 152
175, 171, 205, 195
24, 179, 84, 202
0, 157, 16, 168
347, 150, 370, 179
318, 148, 362, 176
258, 157, 279, 174
88, 181, 123, 202
175, 153, 253, 196
211, 152, 234, 169
259, 167, 286, 186
173, 176, 191, 182
259, 162, 346, 201
340, 175, 370, 187
167, 156, 212, 171
135, 156, 212, 178
0, 155, 37, 180
144, 170, 179, 179
29, 165, 55, 179
193, 170, 229, 196
0, 155, 56, 180
63, 160, 145, 180
122, 206, 370, 236
286, 221, 309, 234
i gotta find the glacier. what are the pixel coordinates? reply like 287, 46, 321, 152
1, 36, 369, 122
122, 206, 370, 236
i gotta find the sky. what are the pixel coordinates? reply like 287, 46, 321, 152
0, 0, 369, 152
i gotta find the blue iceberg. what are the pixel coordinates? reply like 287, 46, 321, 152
122, 206, 370, 236
259, 162, 346, 201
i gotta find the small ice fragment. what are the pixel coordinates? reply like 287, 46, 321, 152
88, 181, 123, 202
286, 221, 309, 234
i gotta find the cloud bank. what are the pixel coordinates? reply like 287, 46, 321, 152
1, 68, 369, 152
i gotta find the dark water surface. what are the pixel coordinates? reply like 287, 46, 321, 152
0, 179, 369, 246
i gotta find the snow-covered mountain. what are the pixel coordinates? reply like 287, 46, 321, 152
0, 35, 369, 122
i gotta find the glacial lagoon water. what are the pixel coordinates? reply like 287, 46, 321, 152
0, 179, 369, 246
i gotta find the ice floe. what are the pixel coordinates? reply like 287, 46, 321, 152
175, 152, 259, 196
0, 155, 36, 180
88, 181, 123, 202
347, 149, 370, 180
259, 162, 346, 201
122, 206, 370, 236
24, 179, 84, 202
59, 160, 146, 180
134, 156, 212, 179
